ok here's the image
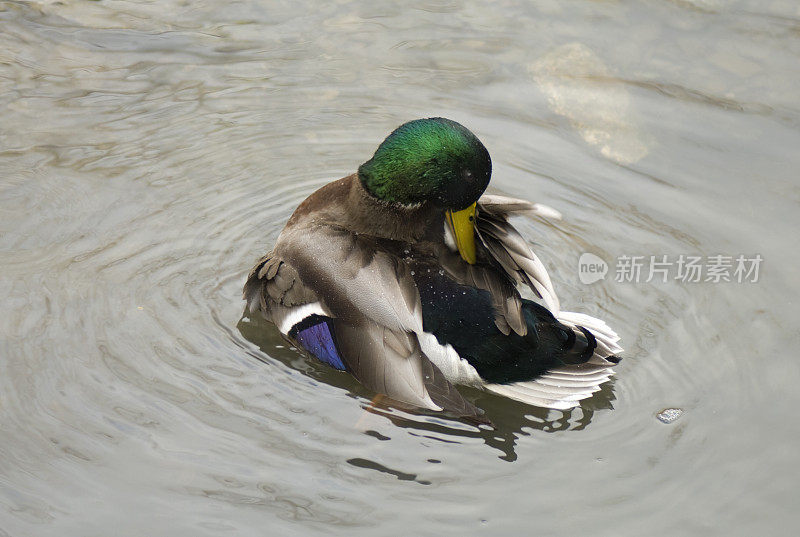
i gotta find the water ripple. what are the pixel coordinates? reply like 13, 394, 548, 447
2, 0, 799, 535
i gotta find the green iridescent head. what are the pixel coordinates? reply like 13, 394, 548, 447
358, 118, 492, 210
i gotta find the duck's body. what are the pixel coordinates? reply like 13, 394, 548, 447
244, 118, 621, 419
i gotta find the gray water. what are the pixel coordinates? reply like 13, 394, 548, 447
2, 0, 799, 535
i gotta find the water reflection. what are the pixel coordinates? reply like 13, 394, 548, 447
237, 313, 618, 462
346, 457, 432, 485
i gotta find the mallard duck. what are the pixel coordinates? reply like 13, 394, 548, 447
244, 118, 622, 419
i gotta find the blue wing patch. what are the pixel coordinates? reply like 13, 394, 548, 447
291, 316, 346, 371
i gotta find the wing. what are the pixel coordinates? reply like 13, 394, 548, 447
332, 320, 484, 420
476, 194, 561, 314
474, 195, 623, 409
431, 194, 564, 337
243, 252, 329, 333
474, 194, 623, 355
434, 245, 527, 337
244, 225, 483, 419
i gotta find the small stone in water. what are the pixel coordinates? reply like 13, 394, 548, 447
657, 408, 683, 424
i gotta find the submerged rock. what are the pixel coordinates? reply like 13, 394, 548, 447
529, 42, 651, 165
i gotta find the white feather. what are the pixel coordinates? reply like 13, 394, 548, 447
557, 311, 624, 355
416, 331, 483, 386
482, 383, 579, 410
478, 195, 562, 220
443, 220, 457, 252
484, 363, 614, 409
275, 302, 329, 335
529, 203, 562, 220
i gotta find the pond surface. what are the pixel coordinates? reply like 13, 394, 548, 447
1, 0, 799, 535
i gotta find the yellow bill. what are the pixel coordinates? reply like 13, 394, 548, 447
445, 202, 477, 264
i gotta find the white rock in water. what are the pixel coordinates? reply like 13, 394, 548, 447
529, 43, 651, 165
657, 408, 684, 424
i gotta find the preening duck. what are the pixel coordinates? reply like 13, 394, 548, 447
244, 118, 622, 420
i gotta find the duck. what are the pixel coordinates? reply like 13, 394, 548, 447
243, 117, 622, 420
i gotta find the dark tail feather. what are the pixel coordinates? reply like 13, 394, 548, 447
557, 325, 598, 365
523, 300, 601, 366
485, 303, 622, 410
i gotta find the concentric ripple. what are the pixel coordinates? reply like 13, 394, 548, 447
2, 1, 799, 536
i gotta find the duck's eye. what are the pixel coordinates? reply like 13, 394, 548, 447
462, 169, 474, 181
